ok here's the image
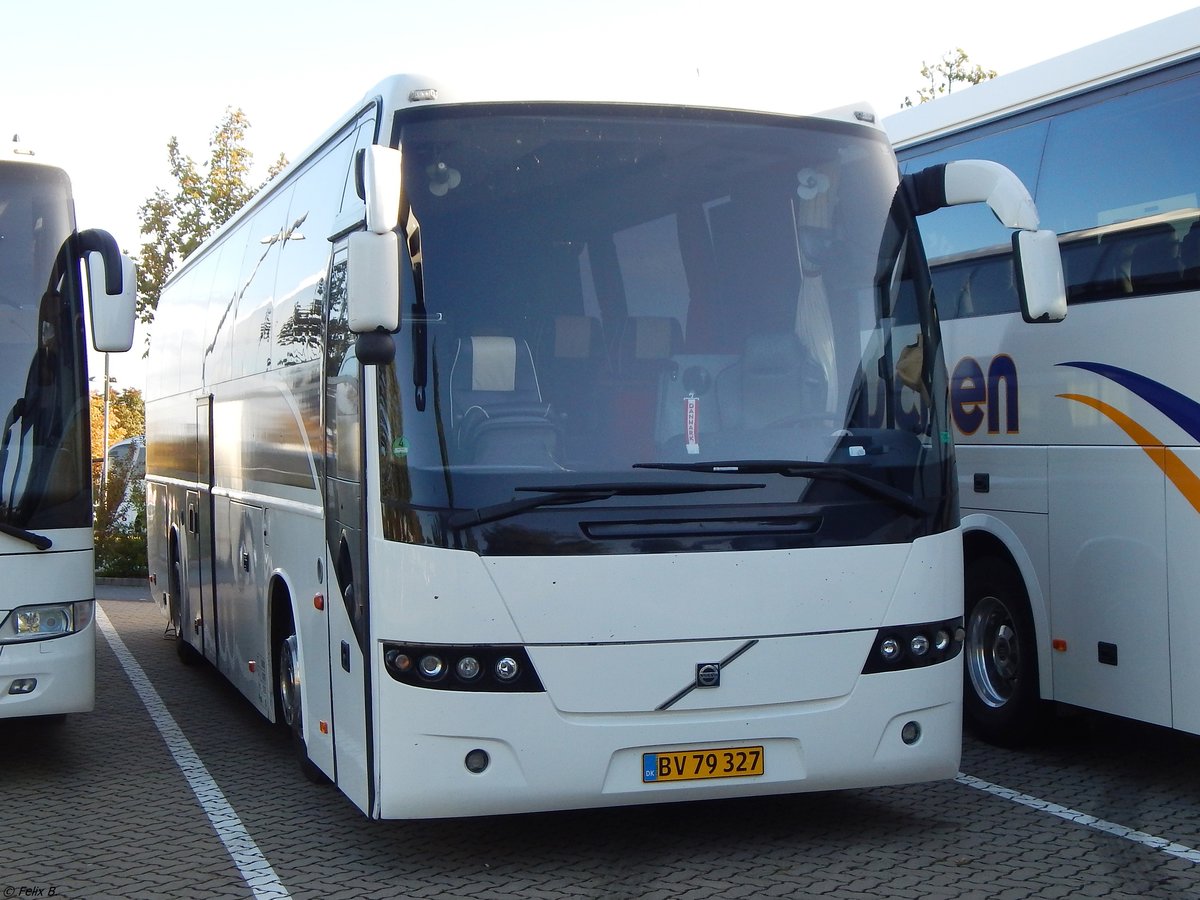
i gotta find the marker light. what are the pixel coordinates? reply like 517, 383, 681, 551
418, 654, 446, 680
495, 657, 520, 682
456, 656, 481, 681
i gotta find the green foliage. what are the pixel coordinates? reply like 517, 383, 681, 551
902, 49, 997, 108
90, 386, 144, 465
90, 387, 146, 577
136, 108, 287, 335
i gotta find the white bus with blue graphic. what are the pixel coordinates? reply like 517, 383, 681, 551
887, 8, 1200, 743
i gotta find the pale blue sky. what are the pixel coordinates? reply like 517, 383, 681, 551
5, 0, 1197, 387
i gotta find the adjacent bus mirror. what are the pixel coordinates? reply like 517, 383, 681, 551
1013, 229, 1068, 323
357, 146, 403, 234
86, 248, 137, 353
347, 230, 400, 336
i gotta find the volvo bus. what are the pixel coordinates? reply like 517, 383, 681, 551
145, 75, 1064, 818
887, 8, 1200, 745
0, 138, 137, 719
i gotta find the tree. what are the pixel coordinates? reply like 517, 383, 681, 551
902, 49, 997, 107
136, 107, 287, 331
89, 386, 144, 466
89, 386, 147, 577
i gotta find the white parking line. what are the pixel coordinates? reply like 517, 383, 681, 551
957, 772, 1200, 864
96, 604, 293, 900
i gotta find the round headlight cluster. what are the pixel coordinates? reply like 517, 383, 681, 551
862, 618, 964, 674
382, 643, 543, 693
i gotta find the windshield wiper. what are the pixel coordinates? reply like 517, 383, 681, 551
0, 520, 53, 550
446, 481, 765, 530
634, 460, 925, 517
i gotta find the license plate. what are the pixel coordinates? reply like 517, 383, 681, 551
642, 745, 765, 783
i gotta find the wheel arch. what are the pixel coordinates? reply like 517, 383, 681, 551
961, 512, 1052, 700
269, 571, 297, 726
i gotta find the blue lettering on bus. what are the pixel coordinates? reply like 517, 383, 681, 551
950, 355, 1019, 436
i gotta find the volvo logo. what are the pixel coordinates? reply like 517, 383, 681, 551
696, 662, 721, 688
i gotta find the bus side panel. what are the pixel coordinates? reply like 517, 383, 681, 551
1047, 446, 1171, 726
146, 479, 169, 620
1167, 446, 1200, 735
216, 498, 273, 716
265, 503, 336, 780
329, 559, 370, 814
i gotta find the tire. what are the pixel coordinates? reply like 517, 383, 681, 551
275, 617, 330, 785
963, 556, 1045, 746
170, 543, 202, 667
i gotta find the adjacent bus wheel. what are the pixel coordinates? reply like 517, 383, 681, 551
170, 542, 202, 667
274, 619, 330, 785
963, 556, 1044, 746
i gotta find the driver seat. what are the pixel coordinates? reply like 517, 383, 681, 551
715, 332, 827, 430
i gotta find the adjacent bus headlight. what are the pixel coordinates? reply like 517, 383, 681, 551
0, 601, 93, 644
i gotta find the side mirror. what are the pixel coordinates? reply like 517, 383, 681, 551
82, 233, 137, 353
347, 230, 401, 366
357, 146, 403, 234
906, 160, 1067, 324
1014, 230, 1067, 322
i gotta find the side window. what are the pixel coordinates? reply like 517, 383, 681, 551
272, 131, 356, 367
324, 251, 360, 481
340, 112, 379, 215
230, 189, 291, 377
1037, 70, 1200, 303
205, 234, 247, 384
902, 122, 1048, 321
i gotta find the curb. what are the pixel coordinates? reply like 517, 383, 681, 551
96, 576, 149, 587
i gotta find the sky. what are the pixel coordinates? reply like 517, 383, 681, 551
5, 0, 1198, 389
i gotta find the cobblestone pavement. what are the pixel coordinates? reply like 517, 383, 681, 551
1, 589, 1198, 899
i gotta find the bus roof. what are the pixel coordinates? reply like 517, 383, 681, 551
884, 7, 1200, 148
168, 74, 884, 283
3, 135, 65, 171
360, 72, 882, 127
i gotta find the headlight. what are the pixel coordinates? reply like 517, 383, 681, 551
0, 600, 94, 643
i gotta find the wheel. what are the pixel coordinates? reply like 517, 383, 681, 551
170, 543, 202, 666
963, 556, 1045, 746
275, 618, 330, 785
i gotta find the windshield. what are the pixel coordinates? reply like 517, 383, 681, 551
0, 162, 90, 531
371, 106, 953, 555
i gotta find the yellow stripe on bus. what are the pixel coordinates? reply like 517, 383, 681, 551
1059, 393, 1200, 515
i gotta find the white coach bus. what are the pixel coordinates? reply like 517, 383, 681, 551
887, 9, 1200, 745
145, 75, 1063, 818
0, 139, 136, 719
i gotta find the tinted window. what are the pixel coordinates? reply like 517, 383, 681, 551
1038, 70, 1200, 302
899, 64, 1200, 316
273, 132, 355, 368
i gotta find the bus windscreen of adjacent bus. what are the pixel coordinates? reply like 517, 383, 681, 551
0, 165, 90, 534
